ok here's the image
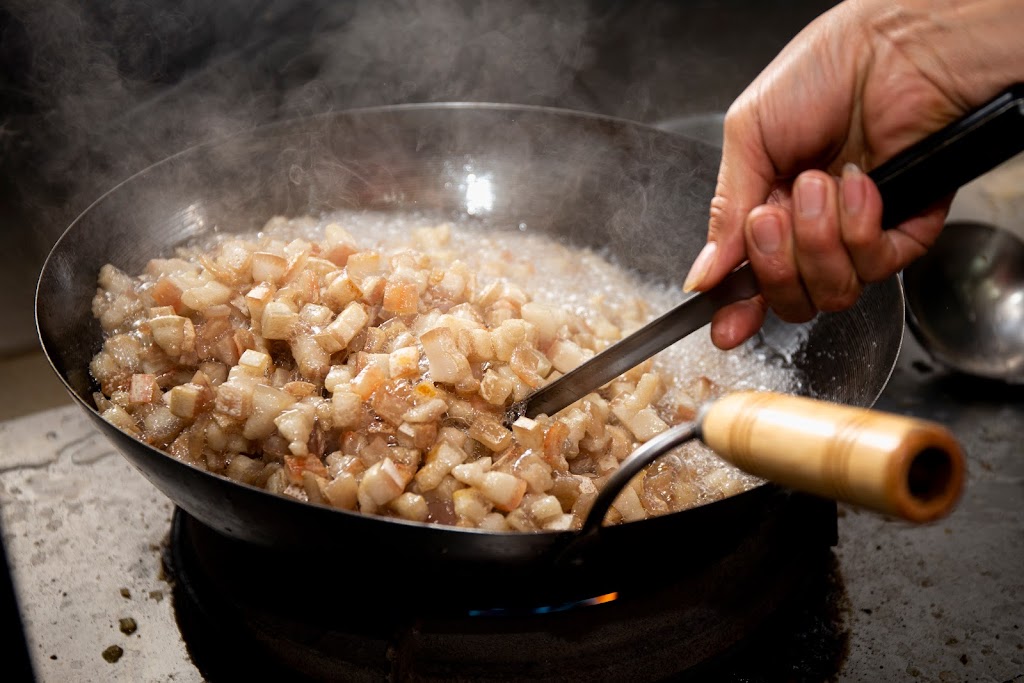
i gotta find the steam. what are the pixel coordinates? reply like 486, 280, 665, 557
6, 0, 827, 236
3, 0, 828, 354
7, 0, 611, 237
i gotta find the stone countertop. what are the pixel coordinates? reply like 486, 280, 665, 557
0, 329, 1021, 683
839, 331, 1024, 683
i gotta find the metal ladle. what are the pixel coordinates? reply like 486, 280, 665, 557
904, 220, 1024, 383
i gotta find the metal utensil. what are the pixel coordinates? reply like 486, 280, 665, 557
580, 390, 964, 535
904, 220, 1024, 382
511, 264, 760, 420
511, 84, 1024, 421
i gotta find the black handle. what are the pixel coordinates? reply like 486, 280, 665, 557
868, 84, 1024, 228
564, 86, 1024, 543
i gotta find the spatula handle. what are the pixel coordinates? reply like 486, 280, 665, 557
869, 84, 1024, 228
699, 391, 965, 522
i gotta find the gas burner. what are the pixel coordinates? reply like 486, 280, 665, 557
164, 494, 843, 682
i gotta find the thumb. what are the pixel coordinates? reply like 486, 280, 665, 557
685, 105, 778, 292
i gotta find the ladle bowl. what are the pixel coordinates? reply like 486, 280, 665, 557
904, 220, 1024, 383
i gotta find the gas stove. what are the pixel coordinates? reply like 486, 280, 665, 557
1, 321, 1022, 682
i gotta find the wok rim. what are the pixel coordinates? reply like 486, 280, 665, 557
34, 101, 904, 541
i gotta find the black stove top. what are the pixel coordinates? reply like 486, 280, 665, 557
165, 492, 843, 682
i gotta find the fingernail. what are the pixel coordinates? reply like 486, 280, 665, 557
684, 242, 717, 292
796, 175, 826, 219
841, 162, 865, 216
750, 213, 782, 254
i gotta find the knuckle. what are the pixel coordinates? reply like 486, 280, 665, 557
708, 196, 731, 238
812, 277, 862, 312
796, 223, 840, 256
843, 225, 876, 251
750, 258, 796, 288
762, 283, 815, 324
772, 303, 816, 324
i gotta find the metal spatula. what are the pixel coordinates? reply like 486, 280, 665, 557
508, 84, 1024, 423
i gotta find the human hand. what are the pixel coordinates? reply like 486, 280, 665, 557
684, 0, 1023, 349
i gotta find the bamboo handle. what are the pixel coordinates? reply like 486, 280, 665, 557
699, 391, 965, 523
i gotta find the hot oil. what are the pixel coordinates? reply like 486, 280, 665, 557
264, 209, 801, 503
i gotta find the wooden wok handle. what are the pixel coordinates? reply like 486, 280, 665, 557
699, 391, 965, 523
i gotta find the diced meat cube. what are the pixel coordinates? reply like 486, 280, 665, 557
332, 390, 365, 430
611, 485, 647, 523
244, 282, 275, 325
149, 315, 195, 357
451, 457, 491, 487
324, 272, 362, 310
519, 302, 565, 345
621, 406, 669, 442
415, 442, 468, 491
324, 473, 358, 510
389, 346, 420, 379
512, 416, 545, 451
237, 349, 272, 377
349, 363, 387, 401
251, 252, 288, 284
283, 453, 329, 485
243, 384, 297, 440
389, 492, 429, 522
453, 488, 491, 525
420, 327, 471, 385
345, 251, 381, 281
468, 416, 512, 452
324, 365, 354, 393
358, 458, 413, 507
261, 301, 298, 340
290, 334, 331, 381
101, 405, 139, 434
275, 403, 316, 455
215, 381, 254, 419
181, 281, 234, 311
479, 369, 513, 405
547, 339, 593, 374
129, 374, 161, 404
382, 279, 419, 315
402, 397, 447, 423
530, 494, 564, 522
166, 384, 207, 419
479, 471, 527, 512
318, 302, 369, 352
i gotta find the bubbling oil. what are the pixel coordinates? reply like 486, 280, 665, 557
266, 209, 801, 501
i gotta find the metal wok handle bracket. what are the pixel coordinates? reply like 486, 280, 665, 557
553, 421, 699, 569
553, 384, 967, 568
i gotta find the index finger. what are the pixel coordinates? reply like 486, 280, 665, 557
685, 100, 779, 293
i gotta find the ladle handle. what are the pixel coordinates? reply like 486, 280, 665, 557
869, 84, 1024, 228
699, 391, 965, 523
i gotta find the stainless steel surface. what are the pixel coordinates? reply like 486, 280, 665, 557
516, 265, 760, 420
904, 221, 1024, 383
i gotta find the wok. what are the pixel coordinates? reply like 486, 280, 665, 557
36, 104, 904, 606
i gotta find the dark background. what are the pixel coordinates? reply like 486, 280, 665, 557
0, 0, 837, 355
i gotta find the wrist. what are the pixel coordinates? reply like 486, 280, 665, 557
857, 0, 1022, 106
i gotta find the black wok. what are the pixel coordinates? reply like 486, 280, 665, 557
36, 104, 904, 607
